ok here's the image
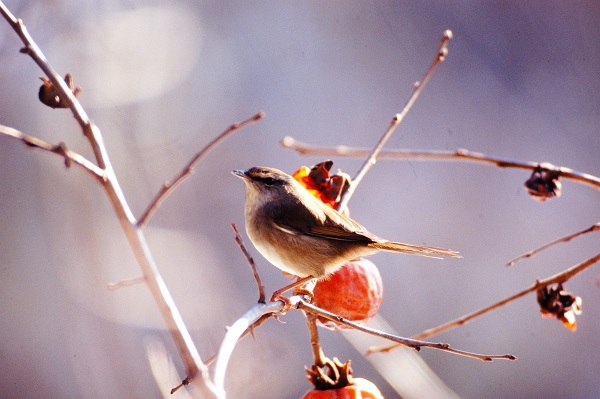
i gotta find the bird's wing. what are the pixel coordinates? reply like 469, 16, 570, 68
271, 197, 461, 258
271, 198, 377, 243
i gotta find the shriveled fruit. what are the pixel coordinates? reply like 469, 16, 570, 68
313, 258, 383, 330
301, 377, 384, 399
292, 161, 351, 209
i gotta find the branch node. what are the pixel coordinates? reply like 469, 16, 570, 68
52, 142, 72, 168
438, 47, 449, 61
170, 376, 190, 394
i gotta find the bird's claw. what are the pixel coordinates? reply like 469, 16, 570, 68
270, 292, 293, 314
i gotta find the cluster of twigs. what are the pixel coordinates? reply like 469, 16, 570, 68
2, 2, 599, 398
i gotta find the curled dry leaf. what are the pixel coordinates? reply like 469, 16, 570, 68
292, 161, 351, 209
524, 167, 562, 202
537, 283, 582, 331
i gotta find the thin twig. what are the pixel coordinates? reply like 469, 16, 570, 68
137, 112, 265, 228
231, 223, 265, 303
370, 252, 600, 353
507, 222, 600, 266
336, 30, 452, 212
107, 276, 146, 291
293, 297, 515, 362
1, 5, 219, 396
281, 139, 600, 191
0, 124, 106, 181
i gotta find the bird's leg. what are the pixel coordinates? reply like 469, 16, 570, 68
271, 275, 316, 313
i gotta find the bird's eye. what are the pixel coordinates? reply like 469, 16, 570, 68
263, 177, 276, 186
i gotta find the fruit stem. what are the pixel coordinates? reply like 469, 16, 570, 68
306, 312, 326, 367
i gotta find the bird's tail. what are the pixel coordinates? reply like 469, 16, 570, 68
368, 241, 461, 259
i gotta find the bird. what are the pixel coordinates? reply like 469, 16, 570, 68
233, 166, 460, 279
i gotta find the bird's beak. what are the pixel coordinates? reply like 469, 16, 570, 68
232, 169, 249, 179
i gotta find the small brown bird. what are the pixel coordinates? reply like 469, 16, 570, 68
233, 167, 460, 278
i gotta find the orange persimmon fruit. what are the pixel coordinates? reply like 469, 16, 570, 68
313, 258, 383, 330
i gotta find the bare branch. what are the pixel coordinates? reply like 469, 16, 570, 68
337, 29, 452, 212
508, 222, 600, 266
293, 297, 515, 362
137, 111, 265, 228
0, 124, 105, 181
281, 139, 600, 191
370, 252, 600, 353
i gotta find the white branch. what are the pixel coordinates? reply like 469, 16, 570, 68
214, 301, 285, 394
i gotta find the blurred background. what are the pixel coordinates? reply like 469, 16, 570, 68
1, 1, 599, 398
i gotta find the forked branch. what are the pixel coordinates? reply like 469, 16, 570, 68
0, 124, 105, 181
294, 297, 515, 362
